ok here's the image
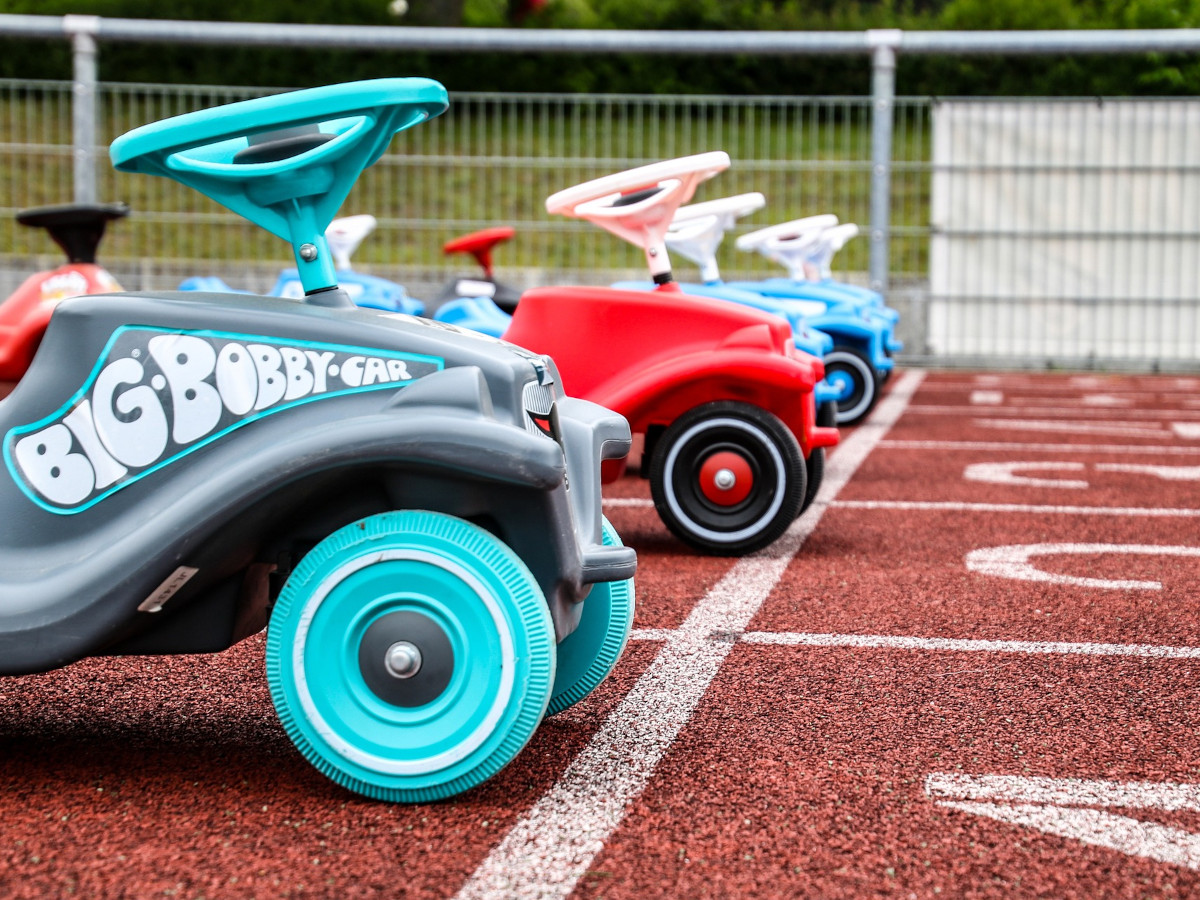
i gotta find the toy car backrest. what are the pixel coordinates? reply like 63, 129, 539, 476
545, 152, 730, 284
17, 202, 129, 265
110, 78, 448, 300
665, 192, 766, 283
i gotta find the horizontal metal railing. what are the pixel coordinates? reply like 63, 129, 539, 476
0, 15, 1195, 370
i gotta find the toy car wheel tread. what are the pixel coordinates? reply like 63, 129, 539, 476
546, 517, 635, 716
801, 447, 824, 515
824, 345, 878, 425
649, 401, 805, 556
265, 509, 555, 802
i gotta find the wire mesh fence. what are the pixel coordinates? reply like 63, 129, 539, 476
0, 77, 1195, 368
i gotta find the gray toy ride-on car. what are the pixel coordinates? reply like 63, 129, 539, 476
0, 78, 636, 803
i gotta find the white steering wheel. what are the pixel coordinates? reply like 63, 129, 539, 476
735, 214, 839, 254
671, 192, 765, 227
664, 192, 767, 283
545, 151, 730, 280
736, 214, 840, 280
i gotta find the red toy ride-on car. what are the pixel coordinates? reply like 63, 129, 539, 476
0, 202, 128, 384
504, 152, 838, 555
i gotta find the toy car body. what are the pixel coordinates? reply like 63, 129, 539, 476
0, 203, 128, 383
505, 153, 838, 554
643, 199, 899, 426
0, 78, 637, 804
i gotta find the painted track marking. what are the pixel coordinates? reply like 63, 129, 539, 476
881, 441, 1200, 455
920, 380, 1200, 395
974, 418, 1172, 438
731, 631, 1200, 659
969, 390, 1003, 405
963, 461, 1089, 489
928, 773, 1200, 871
962, 461, 1200, 487
453, 371, 926, 900
611, 498, 1200, 517
966, 543, 1200, 590
836, 500, 1200, 517
913, 405, 1200, 421
1095, 463, 1200, 480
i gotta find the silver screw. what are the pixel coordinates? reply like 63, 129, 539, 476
299, 243, 319, 262
714, 468, 737, 490
384, 641, 422, 679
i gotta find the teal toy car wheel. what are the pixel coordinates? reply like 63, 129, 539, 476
266, 510, 555, 802
546, 517, 635, 716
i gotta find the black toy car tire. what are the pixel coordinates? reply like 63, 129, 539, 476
825, 345, 879, 425
649, 401, 805, 556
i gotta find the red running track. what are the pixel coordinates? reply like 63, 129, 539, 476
3, 369, 1200, 898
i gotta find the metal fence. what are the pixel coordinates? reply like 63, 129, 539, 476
0, 15, 1197, 371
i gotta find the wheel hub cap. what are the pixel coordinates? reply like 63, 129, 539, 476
359, 611, 453, 707
698, 451, 754, 506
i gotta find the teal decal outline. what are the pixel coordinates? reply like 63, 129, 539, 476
4, 325, 444, 515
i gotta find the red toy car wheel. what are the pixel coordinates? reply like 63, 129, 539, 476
649, 402, 805, 556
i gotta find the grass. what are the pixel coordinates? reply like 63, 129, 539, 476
0, 82, 933, 286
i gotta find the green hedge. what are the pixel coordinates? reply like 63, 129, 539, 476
1, 0, 1199, 95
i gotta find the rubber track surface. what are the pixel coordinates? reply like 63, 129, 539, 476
3, 370, 1200, 898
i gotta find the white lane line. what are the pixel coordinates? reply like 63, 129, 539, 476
453, 371, 926, 900
969, 390, 1004, 405
1082, 394, 1135, 407
966, 543, 1200, 591
1175, 423, 1200, 439
928, 773, 1200, 809
963, 461, 1089, 489
928, 773, 1200, 871
920, 382, 1199, 396
880, 441, 1200, 455
975, 418, 1170, 438
602, 497, 654, 508
833, 500, 1200, 517
934, 803, 1200, 871
732, 630, 1200, 659
911, 405, 1200, 420
1095, 463, 1200, 481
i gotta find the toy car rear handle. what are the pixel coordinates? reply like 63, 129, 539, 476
109, 78, 448, 298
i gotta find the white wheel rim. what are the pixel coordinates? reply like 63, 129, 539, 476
662, 416, 787, 544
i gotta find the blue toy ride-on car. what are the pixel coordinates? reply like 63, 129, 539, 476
727, 214, 902, 423
0, 78, 636, 803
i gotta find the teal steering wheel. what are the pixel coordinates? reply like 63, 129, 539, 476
110, 78, 448, 297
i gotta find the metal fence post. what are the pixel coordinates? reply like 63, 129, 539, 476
65, 14, 99, 204
867, 29, 899, 297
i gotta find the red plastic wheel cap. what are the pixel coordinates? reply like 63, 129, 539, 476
698, 451, 753, 506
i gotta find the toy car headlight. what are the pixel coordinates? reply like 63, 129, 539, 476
522, 378, 558, 440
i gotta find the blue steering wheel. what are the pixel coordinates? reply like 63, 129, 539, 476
110, 78, 448, 298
